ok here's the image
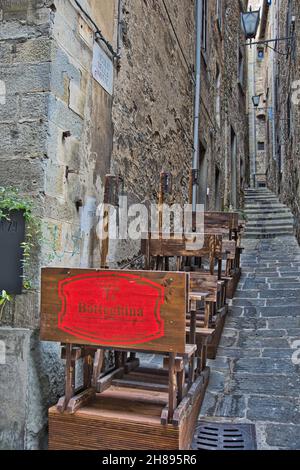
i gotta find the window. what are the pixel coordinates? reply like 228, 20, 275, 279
216, 0, 223, 32
257, 48, 264, 60
287, 93, 292, 136
215, 165, 221, 210
202, 0, 208, 53
258, 142, 265, 151
216, 65, 221, 127
238, 48, 245, 89
286, 0, 292, 55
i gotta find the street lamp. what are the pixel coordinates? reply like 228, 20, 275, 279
241, 8, 261, 40
252, 94, 261, 108
241, 8, 294, 50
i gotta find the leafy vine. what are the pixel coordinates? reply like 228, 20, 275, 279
0, 187, 41, 314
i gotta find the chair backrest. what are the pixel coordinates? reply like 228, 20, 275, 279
204, 212, 239, 234
40, 268, 188, 354
142, 233, 223, 259
222, 240, 237, 260
189, 273, 220, 302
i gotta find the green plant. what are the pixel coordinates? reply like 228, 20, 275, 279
0, 290, 12, 322
0, 186, 41, 293
238, 209, 248, 222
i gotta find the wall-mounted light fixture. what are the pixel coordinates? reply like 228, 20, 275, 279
241, 7, 294, 51
241, 7, 261, 41
252, 95, 261, 108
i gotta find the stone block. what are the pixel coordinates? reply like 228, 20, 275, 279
0, 120, 47, 156
20, 92, 48, 119
0, 328, 64, 450
48, 94, 83, 138
230, 373, 300, 397
215, 395, 247, 419
265, 424, 300, 450
0, 328, 30, 449
0, 94, 19, 121
234, 357, 297, 374
12, 37, 51, 64
0, 63, 50, 95
0, 157, 45, 192
44, 162, 65, 197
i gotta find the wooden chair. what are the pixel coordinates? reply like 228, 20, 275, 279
204, 212, 244, 298
40, 267, 208, 427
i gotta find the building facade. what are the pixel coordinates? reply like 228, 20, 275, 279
0, 0, 248, 449
248, 0, 300, 240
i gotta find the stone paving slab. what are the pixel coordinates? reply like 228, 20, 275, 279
200, 236, 300, 450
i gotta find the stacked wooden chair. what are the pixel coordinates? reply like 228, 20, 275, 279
40, 172, 243, 450
41, 175, 210, 450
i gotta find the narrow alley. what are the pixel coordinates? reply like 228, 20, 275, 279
0, 0, 300, 454
201, 188, 300, 450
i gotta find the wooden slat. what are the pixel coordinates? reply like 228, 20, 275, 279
142, 233, 222, 258
204, 212, 239, 231
41, 268, 187, 354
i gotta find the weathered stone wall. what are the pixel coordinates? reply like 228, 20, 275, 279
110, 0, 195, 266
110, 0, 249, 267
0, 0, 115, 449
266, 0, 300, 242
0, 0, 250, 449
223, 0, 249, 207
247, 0, 268, 188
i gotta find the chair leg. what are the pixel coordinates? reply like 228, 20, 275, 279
65, 344, 75, 410
168, 353, 177, 423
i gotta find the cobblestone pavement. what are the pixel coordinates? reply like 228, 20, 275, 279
200, 236, 300, 450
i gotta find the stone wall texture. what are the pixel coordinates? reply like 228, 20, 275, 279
263, 0, 300, 241
0, 0, 249, 448
0, 0, 115, 448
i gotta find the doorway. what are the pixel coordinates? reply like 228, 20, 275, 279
199, 141, 208, 209
231, 127, 237, 209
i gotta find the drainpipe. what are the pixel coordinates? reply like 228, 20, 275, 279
271, 1, 277, 164
192, 0, 203, 213
117, 0, 122, 59
253, 45, 257, 188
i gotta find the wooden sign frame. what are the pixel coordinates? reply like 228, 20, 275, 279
40, 268, 188, 354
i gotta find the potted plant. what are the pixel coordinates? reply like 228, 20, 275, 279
0, 187, 40, 319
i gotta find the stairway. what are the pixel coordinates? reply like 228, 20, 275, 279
244, 188, 295, 239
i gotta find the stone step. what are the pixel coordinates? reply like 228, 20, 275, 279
244, 189, 272, 193
244, 232, 294, 239
245, 195, 278, 201
245, 208, 293, 214
247, 220, 294, 230
245, 226, 294, 233
245, 214, 294, 222
245, 202, 288, 207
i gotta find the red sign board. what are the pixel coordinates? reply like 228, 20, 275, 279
58, 272, 165, 346
41, 268, 187, 353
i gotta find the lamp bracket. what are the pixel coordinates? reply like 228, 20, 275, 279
244, 36, 293, 47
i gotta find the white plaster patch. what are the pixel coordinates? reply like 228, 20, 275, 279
0, 80, 6, 105
0, 340, 6, 365
69, 79, 84, 118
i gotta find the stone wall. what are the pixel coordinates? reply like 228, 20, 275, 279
0, 0, 115, 449
110, 0, 249, 267
0, 0, 250, 449
263, 0, 300, 241
110, 0, 195, 265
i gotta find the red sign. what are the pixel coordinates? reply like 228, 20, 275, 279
58, 272, 165, 346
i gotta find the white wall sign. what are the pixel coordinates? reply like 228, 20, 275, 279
92, 42, 114, 96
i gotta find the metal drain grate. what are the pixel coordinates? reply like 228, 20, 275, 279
192, 422, 257, 450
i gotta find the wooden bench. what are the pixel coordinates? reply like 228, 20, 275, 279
143, 232, 223, 275
142, 233, 227, 360
189, 272, 228, 359
204, 212, 244, 298
41, 268, 210, 449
